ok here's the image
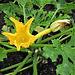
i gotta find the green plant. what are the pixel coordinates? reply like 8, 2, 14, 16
0, 0, 75, 75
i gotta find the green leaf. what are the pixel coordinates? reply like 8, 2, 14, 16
4, 11, 20, 26
43, 46, 59, 61
2, 25, 16, 34
0, 34, 8, 42
16, 0, 28, 6
30, 10, 54, 32
70, 19, 75, 27
70, 27, 75, 44
52, 0, 75, 14
35, 26, 44, 33
43, 35, 75, 75
2, 25, 10, 33
25, 0, 33, 17
51, 13, 70, 23
43, 39, 61, 61
0, 47, 7, 61
59, 2, 75, 14
60, 26, 71, 34
31, 0, 51, 8
56, 0, 66, 9
0, 2, 23, 15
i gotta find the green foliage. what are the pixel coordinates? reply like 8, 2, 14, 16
30, 9, 54, 32
43, 28, 75, 75
51, 13, 70, 23
16, 0, 33, 17
31, 0, 51, 8
59, 2, 75, 14
0, 47, 7, 61
30, 9, 70, 32
0, 1, 33, 25
4, 11, 20, 26
0, 0, 75, 75
0, 34, 8, 42
0, 2, 23, 15
0, 2, 21, 26
30, 9, 54, 27
16, 0, 28, 6
51, 0, 75, 13
60, 26, 71, 33
2, 25, 16, 33
25, 0, 33, 17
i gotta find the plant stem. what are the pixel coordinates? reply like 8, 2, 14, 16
5, 60, 41, 75
51, 8, 59, 20
5, 64, 33, 75
0, 59, 32, 72
3, 48, 17, 53
3, 47, 30, 54
0, 42, 16, 49
23, 5, 26, 24
39, 27, 74, 44
0, 42, 15, 49
36, 37, 42, 44
60, 34, 71, 42
30, 44, 55, 48
0, 42, 9, 45
2, 43, 54, 53
33, 53, 38, 75
12, 54, 31, 75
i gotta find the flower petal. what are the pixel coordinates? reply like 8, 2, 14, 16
14, 40, 20, 51
24, 17, 34, 32
2, 32, 16, 45
10, 17, 24, 32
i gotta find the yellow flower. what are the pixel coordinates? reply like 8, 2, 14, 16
2, 17, 35, 51
2, 17, 70, 51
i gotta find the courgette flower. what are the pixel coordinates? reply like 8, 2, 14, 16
2, 17, 35, 51
2, 17, 70, 51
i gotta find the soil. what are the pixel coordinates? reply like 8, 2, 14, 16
0, 0, 75, 75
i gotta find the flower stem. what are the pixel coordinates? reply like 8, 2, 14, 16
39, 27, 74, 44
23, 5, 26, 24
33, 53, 38, 75
12, 54, 31, 75
35, 28, 51, 41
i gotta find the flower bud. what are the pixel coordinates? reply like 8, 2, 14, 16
50, 19, 70, 32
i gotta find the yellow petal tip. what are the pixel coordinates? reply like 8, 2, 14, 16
2, 32, 7, 36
